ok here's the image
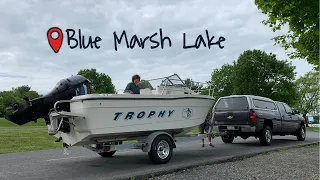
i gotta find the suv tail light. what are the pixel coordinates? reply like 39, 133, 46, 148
249, 112, 257, 123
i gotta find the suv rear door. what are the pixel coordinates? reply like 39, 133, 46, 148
213, 96, 250, 125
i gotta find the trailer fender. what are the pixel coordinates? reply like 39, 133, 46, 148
142, 131, 176, 152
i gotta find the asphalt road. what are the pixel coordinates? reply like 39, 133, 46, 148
0, 132, 319, 180
153, 145, 320, 180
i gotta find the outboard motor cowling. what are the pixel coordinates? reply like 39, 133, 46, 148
4, 75, 91, 126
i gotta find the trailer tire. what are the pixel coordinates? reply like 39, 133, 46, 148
148, 135, 173, 164
98, 151, 116, 157
221, 131, 234, 143
259, 126, 272, 146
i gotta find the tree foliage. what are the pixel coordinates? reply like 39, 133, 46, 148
233, 50, 297, 105
77, 69, 116, 94
12, 85, 41, 100
313, 116, 319, 124
184, 78, 204, 90
294, 71, 319, 120
0, 85, 42, 116
210, 49, 297, 105
254, 0, 319, 69
210, 64, 235, 100
139, 80, 154, 90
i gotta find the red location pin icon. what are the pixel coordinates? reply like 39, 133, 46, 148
47, 27, 63, 53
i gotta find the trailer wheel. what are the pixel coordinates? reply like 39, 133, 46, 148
259, 126, 272, 146
98, 151, 116, 157
221, 131, 234, 143
148, 135, 173, 164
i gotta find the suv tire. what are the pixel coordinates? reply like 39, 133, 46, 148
296, 125, 306, 141
259, 126, 272, 146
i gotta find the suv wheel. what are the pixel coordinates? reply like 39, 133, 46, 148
221, 131, 235, 143
296, 125, 306, 141
259, 126, 272, 146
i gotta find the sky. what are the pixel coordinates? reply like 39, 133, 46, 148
0, 0, 314, 95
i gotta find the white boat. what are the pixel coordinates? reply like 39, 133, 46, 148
50, 74, 214, 141
7, 74, 216, 164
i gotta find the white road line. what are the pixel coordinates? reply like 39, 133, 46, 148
46, 155, 95, 161
45, 149, 139, 162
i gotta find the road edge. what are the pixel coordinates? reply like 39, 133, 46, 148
120, 141, 319, 180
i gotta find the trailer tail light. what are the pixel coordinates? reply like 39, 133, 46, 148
249, 112, 257, 123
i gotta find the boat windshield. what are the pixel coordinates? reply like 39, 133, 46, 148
117, 73, 213, 96
159, 74, 186, 87
141, 74, 187, 90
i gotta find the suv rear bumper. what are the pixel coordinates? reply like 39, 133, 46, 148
218, 125, 256, 132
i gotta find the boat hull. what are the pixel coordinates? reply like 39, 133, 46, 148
55, 94, 215, 146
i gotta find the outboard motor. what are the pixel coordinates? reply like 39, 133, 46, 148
4, 75, 92, 126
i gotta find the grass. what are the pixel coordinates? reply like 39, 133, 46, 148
0, 117, 200, 154
0, 117, 62, 154
187, 128, 199, 135
0, 128, 63, 154
307, 126, 320, 132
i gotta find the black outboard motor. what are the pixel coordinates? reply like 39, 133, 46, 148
4, 75, 92, 126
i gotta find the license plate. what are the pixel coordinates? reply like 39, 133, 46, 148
227, 126, 235, 130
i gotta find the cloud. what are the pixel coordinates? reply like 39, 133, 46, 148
0, 0, 314, 94
0, 73, 28, 79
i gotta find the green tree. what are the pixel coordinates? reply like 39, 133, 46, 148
184, 78, 204, 94
12, 85, 41, 100
233, 49, 297, 105
254, 0, 319, 69
199, 81, 214, 96
13, 85, 31, 94
184, 78, 203, 90
77, 69, 116, 94
294, 71, 319, 126
0, 86, 42, 116
139, 80, 154, 89
210, 64, 235, 101
209, 49, 298, 105
0, 91, 22, 116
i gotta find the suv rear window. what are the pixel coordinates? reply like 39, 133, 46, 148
215, 97, 249, 111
